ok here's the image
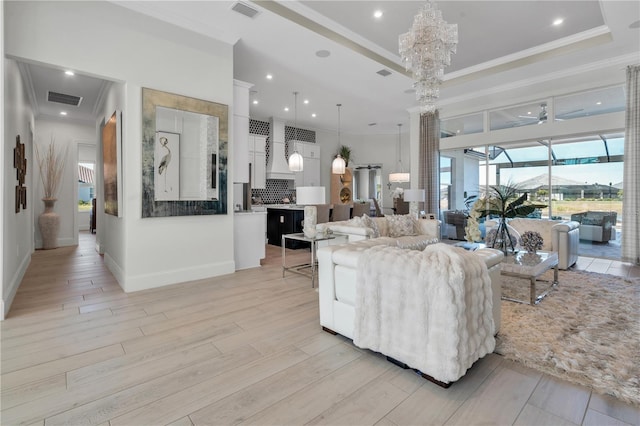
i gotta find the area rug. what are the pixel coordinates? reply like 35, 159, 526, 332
495, 269, 640, 406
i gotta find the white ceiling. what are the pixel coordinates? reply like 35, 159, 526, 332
19, 0, 640, 137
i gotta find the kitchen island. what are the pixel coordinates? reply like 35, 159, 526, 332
265, 206, 308, 249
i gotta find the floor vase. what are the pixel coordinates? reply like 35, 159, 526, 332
39, 198, 60, 249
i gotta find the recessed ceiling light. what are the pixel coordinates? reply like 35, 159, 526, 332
553, 18, 564, 26
284, 107, 289, 112
373, 10, 383, 19
630, 20, 640, 29
266, 74, 273, 80
311, 113, 316, 118
527, 111, 532, 115
315, 50, 331, 58
596, 101, 602, 105
303, 99, 309, 105
64, 70, 74, 76
253, 99, 258, 105
60, 111, 67, 116
368, 123, 377, 126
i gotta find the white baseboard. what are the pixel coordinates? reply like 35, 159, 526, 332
35, 237, 76, 249
1, 252, 31, 320
104, 252, 125, 290
119, 260, 235, 293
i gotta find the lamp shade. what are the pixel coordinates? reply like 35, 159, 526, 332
388, 172, 410, 183
288, 151, 304, 172
403, 189, 425, 202
296, 186, 326, 205
332, 155, 346, 174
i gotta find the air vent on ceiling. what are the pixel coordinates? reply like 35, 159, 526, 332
231, 1, 260, 18
47, 91, 83, 106
376, 69, 392, 77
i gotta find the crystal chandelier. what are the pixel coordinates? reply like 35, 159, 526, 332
399, 0, 458, 113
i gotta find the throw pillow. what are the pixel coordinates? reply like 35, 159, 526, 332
396, 236, 439, 251
386, 215, 418, 238
361, 214, 380, 238
345, 216, 364, 227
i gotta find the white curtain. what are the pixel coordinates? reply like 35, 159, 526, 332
419, 111, 440, 216
622, 65, 640, 264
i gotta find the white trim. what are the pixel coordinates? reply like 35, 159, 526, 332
118, 261, 236, 293
444, 26, 612, 83
111, 1, 238, 45
104, 252, 124, 290
2, 252, 31, 321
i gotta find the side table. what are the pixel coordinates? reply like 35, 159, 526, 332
281, 233, 347, 288
500, 251, 559, 305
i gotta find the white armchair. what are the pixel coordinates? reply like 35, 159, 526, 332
487, 218, 580, 270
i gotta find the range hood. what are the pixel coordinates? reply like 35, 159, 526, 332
266, 117, 295, 180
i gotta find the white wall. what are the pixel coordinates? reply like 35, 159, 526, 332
3, 58, 35, 319
33, 118, 95, 248
5, 1, 235, 292
316, 129, 410, 213
96, 82, 126, 275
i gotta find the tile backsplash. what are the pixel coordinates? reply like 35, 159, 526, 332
251, 179, 295, 204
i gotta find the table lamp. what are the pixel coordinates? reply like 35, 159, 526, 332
403, 189, 425, 219
296, 186, 326, 238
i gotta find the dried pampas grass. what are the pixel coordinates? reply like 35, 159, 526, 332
35, 137, 68, 199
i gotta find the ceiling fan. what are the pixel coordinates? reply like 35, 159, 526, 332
355, 164, 381, 170
518, 102, 548, 123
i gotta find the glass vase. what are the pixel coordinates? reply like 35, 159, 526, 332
492, 217, 516, 256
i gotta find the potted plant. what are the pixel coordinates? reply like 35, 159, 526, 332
35, 137, 68, 249
337, 145, 352, 167
465, 183, 546, 254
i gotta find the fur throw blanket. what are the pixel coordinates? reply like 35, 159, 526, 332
353, 243, 495, 383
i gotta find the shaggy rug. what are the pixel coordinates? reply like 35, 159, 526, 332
495, 269, 640, 406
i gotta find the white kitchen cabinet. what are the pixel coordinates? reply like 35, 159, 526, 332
249, 134, 266, 189
293, 142, 321, 187
233, 80, 252, 183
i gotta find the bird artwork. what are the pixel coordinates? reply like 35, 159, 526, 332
158, 136, 172, 192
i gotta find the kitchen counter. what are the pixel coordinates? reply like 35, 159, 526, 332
264, 204, 305, 210
234, 210, 267, 215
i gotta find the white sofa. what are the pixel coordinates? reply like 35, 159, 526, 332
317, 239, 504, 385
317, 215, 440, 247
486, 218, 580, 270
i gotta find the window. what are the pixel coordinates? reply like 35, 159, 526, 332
78, 162, 95, 212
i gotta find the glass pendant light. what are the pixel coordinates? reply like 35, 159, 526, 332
389, 123, 410, 182
288, 91, 303, 172
332, 103, 346, 174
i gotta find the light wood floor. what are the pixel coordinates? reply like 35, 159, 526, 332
1, 233, 639, 426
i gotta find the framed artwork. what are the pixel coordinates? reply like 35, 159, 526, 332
141, 87, 228, 217
102, 110, 123, 217
14, 135, 27, 213
154, 131, 180, 201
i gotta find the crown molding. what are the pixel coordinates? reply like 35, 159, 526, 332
16, 62, 39, 117
109, 1, 239, 46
